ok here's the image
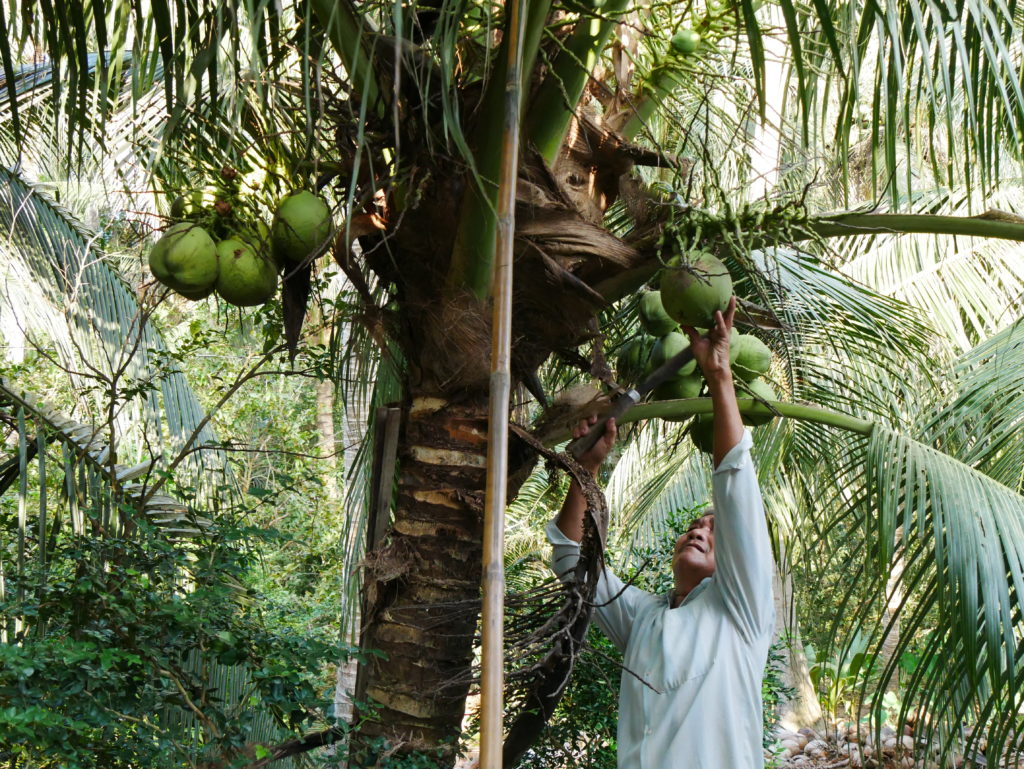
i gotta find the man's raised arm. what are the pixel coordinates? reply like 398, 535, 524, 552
554, 415, 616, 543
682, 296, 744, 466
685, 298, 774, 639
548, 416, 656, 652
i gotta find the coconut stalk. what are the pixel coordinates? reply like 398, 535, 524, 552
480, 0, 526, 764
544, 397, 875, 447
799, 211, 1024, 241
593, 211, 1024, 306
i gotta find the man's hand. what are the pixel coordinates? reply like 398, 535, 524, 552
557, 415, 617, 542
683, 296, 737, 382
683, 296, 743, 466
572, 415, 617, 474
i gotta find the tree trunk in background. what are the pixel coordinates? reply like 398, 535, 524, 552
317, 378, 339, 500
353, 393, 488, 764
332, 291, 370, 756
879, 527, 904, 693
772, 557, 823, 730
0, 298, 26, 365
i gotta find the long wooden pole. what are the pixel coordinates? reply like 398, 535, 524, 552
480, 0, 526, 765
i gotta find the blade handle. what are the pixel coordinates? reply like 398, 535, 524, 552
567, 346, 697, 460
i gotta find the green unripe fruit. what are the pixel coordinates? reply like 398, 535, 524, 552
649, 331, 698, 377
169, 195, 187, 219
616, 335, 655, 384
253, 220, 272, 249
271, 191, 333, 264
177, 284, 216, 300
660, 251, 733, 328
653, 375, 703, 421
639, 290, 678, 336
149, 222, 219, 297
690, 414, 715, 454
215, 237, 279, 307
671, 28, 701, 54
738, 378, 778, 427
733, 334, 773, 381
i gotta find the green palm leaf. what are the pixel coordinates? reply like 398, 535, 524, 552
925, 321, 1024, 492
854, 423, 1024, 759
0, 164, 223, 482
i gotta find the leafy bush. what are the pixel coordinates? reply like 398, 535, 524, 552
0, 516, 349, 769
762, 637, 797, 745
513, 627, 621, 769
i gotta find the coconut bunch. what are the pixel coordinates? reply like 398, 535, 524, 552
149, 181, 333, 308
615, 250, 780, 454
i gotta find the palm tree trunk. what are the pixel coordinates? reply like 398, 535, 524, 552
772, 557, 823, 729
879, 527, 904, 693
355, 391, 489, 763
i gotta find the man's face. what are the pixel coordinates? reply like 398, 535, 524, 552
672, 513, 715, 586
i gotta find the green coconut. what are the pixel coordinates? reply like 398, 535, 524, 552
690, 413, 715, 454
639, 290, 678, 336
733, 334, 772, 381
215, 237, 279, 307
671, 28, 701, 54
169, 195, 187, 219
252, 220, 272, 250
177, 284, 216, 301
648, 331, 698, 377
616, 335, 655, 384
737, 378, 778, 427
659, 251, 733, 328
652, 375, 703, 422
149, 222, 219, 296
271, 191, 333, 264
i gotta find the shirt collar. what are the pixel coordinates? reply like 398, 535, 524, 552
668, 576, 712, 608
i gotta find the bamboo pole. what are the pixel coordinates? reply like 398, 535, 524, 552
480, 0, 526, 766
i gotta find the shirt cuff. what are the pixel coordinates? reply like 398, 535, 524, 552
546, 519, 581, 548
712, 428, 753, 474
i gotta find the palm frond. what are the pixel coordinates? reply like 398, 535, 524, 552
0, 164, 224, 487
606, 418, 712, 553
850, 424, 1024, 760
924, 320, 1024, 492
837, 187, 1024, 349
0, 378, 208, 535
776, 0, 1024, 201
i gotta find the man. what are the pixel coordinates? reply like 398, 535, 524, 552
548, 297, 775, 768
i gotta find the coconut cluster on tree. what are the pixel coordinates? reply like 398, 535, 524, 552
149, 179, 333, 308
617, 253, 780, 452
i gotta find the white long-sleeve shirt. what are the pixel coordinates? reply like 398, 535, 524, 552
547, 430, 775, 769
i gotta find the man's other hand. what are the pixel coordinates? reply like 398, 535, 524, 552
572, 415, 617, 474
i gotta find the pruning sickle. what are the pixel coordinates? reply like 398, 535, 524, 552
567, 344, 697, 460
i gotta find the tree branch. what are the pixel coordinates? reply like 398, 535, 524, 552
242, 726, 347, 768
